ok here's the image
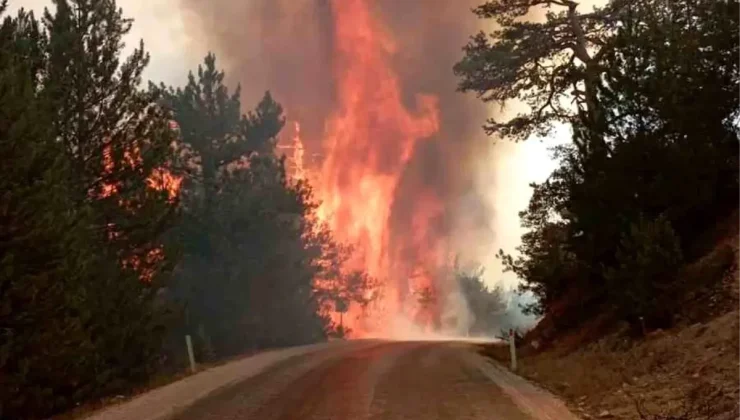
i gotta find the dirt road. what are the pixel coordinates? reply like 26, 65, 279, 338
170, 340, 580, 420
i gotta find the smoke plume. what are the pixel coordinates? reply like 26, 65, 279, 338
177, 0, 509, 337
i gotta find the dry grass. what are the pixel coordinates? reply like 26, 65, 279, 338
483, 308, 739, 419
625, 379, 735, 420
482, 227, 739, 420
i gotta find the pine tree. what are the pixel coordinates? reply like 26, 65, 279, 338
0, 7, 90, 417
160, 54, 294, 356
43, 0, 178, 277
1, 1, 180, 416
453, 0, 614, 159
160, 55, 360, 354
479, 0, 738, 334
160, 54, 282, 214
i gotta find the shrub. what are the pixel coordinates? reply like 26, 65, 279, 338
605, 216, 684, 330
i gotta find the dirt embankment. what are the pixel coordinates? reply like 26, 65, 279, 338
485, 308, 739, 419
483, 214, 739, 420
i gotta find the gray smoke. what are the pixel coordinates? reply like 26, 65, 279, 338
176, 0, 523, 333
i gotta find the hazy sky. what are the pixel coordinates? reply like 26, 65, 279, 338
9, 0, 204, 85
9, 0, 567, 292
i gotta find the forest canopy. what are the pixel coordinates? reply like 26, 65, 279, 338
0, 1, 370, 417
456, 0, 738, 331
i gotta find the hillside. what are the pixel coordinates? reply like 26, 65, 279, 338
482, 211, 739, 419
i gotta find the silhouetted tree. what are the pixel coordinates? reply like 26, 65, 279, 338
161, 55, 371, 355
0, 0, 179, 416
455, 263, 509, 335
467, 0, 739, 331
454, 0, 615, 159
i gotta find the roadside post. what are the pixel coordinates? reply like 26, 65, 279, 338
185, 334, 197, 373
336, 298, 348, 338
509, 328, 517, 371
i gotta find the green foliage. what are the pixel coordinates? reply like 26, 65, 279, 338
454, 0, 612, 157
43, 0, 180, 280
161, 55, 370, 357
2, 1, 368, 417
465, 0, 739, 333
455, 263, 509, 335
604, 216, 684, 328
157, 54, 282, 207
0, 1, 178, 417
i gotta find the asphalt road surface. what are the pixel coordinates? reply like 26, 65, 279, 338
171, 340, 580, 420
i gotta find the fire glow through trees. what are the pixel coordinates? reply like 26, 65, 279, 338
180, 0, 502, 338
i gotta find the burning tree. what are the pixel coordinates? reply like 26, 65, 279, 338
0, 0, 181, 417
158, 54, 378, 354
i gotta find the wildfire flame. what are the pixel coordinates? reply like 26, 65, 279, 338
278, 121, 307, 182
148, 167, 182, 201
313, 0, 442, 337
99, 140, 182, 203
167, 0, 508, 340
98, 126, 183, 282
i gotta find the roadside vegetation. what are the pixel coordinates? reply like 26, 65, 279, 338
2, 0, 737, 417
456, 0, 738, 417
0, 0, 373, 417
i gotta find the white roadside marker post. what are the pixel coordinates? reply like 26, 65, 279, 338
509, 328, 517, 371
186, 334, 197, 373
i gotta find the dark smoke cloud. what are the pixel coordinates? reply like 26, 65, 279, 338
178, 0, 338, 150
177, 0, 497, 291
373, 0, 494, 258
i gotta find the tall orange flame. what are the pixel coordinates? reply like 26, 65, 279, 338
314, 0, 442, 336
278, 121, 307, 182
175, 0, 499, 339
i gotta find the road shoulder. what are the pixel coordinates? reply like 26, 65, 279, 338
83, 341, 372, 420
463, 346, 582, 420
